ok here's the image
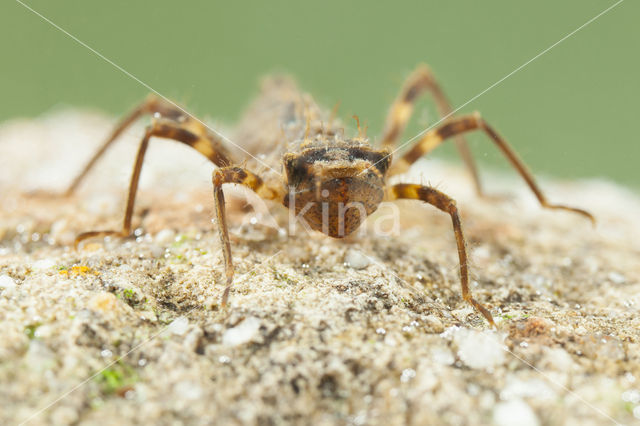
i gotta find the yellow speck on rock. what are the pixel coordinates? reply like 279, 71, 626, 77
59, 265, 99, 277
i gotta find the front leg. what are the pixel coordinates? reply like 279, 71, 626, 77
66, 95, 235, 196
212, 167, 282, 306
75, 119, 235, 248
387, 183, 495, 327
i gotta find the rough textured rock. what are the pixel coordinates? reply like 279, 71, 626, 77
1, 111, 639, 425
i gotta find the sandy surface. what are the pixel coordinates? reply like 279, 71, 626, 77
1, 111, 639, 425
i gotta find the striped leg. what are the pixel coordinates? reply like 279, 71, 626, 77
389, 113, 595, 223
212, 167, 282, 307
387, 184, 495, 327
381, 64, 482, 194
75, 119, 235, 247
65, 95, 235, 195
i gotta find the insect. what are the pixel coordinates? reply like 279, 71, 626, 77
66, 64, 593, 326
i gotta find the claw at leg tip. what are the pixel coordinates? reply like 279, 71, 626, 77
574, 208, 596, 227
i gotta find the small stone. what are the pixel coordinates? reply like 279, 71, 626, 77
423, 315, 444, 333
607, 271, 625, 284
155, 229, 176, 245
32, 258, 55, 270
574, 326, 588, 336
0, 275, 16, 291
493, 399, 539, 426
621, 389, 640, 404
384, 334, 397, 346
222, 317, 261, 346
633, 405, 640, 420
33, 324, 53, 339
139, 310, 158, 322
455, 328, 506, 370
400, 368, 416, 383
148, 244, 164, 258
168, 316, 190, 336
345, 249, 370, 270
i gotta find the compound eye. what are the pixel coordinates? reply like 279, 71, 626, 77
283, 154, 306, 186
373, 156, 391, 175
363, 169, 379, 180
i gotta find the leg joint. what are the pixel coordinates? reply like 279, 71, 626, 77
213, 167, 248, 187
446, 199, 458, 213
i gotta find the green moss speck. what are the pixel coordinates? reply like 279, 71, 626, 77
95, 361, 138, 395
271, 267, 297, 285
24, 323, 42, 339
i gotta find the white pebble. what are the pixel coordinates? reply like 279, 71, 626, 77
493, 399, 539, 426
148, 245, 165, 258
400, 368, 416, 383
222, 317, 261, 346
345, 249, 370, 270
608, 272, 625, 284
168, 316, 189, 336
455, 328, 506, 370
541, 347, 575, 372
155, 229, 176, 245
0, 275, 16, 291
32, 258, 56, 270
621, 389, 640, 404
574, 326, 588, 336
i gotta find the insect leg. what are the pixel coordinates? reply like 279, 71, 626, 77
65, 95, 235, 195
387, 183, 495, 327
388, 112, 594, 223
212, 167, 281, 307
75, 119, 235, 247
381, 64, 481, 194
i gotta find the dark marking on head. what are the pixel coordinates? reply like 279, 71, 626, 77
286, 146, 391, 180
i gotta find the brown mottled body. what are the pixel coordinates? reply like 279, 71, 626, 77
283, 144, 389, 237
67, 65, 594, 326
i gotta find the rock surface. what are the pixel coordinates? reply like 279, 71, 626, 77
1, 111, 639, 425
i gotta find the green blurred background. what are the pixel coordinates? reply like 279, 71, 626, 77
1, 1, 637, 186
